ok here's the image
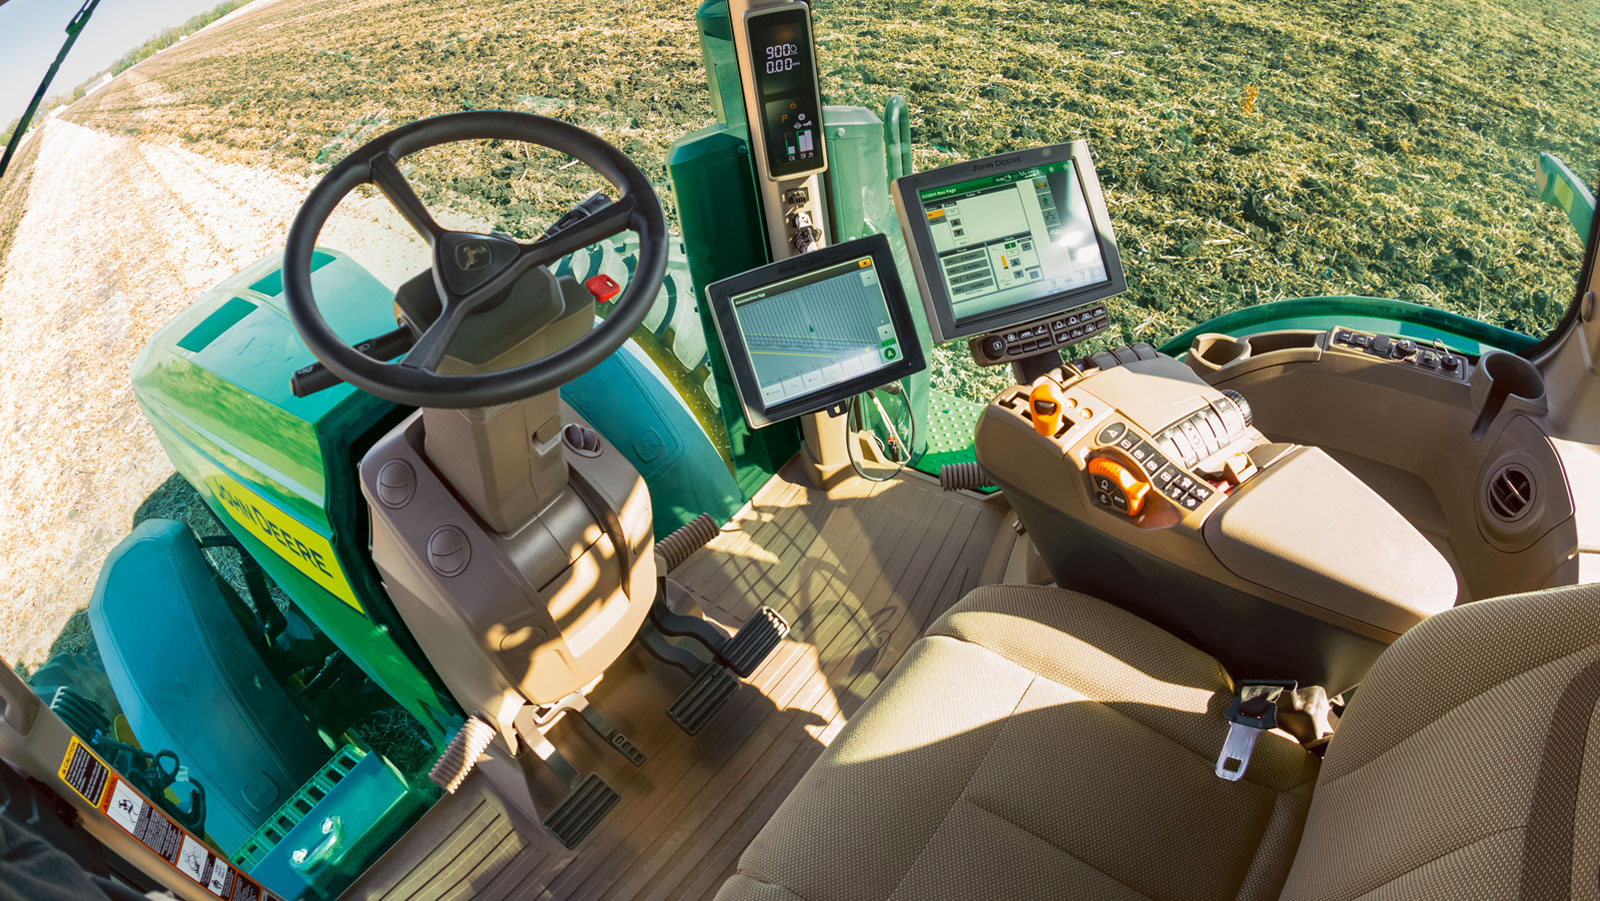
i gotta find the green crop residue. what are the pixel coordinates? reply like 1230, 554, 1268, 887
54, 0, 1600, 407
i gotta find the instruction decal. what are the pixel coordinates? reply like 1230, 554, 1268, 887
203, 472, 365, 614
101, 774, 272, 900
59, 738, 280, 900
58, 735, 110, 806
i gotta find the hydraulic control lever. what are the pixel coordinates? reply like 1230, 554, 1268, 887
290, 324, 416, 397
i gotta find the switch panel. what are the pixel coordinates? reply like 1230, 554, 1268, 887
969, 303, 1110, 366
1328, 327, 1468, 379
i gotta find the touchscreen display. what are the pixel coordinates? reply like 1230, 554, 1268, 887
729, 254, 903, 408
917, 158, 1110, 325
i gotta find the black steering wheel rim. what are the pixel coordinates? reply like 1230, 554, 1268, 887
283, 110, 668, 408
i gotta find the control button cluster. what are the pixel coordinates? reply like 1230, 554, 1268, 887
1158, 468, 1214, 512
1088, 457, 1149, 516
1331, 328, 1465, 377
1152, 393, 1248, 469
1090, 423, 1218, 516
972, 304, 1111, 365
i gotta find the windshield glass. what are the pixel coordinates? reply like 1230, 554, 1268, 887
0, 0, 1595, 893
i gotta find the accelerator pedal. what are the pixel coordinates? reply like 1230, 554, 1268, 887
542, 773, 621, 850
668, 663, 739, 736
717, 606, 789, 678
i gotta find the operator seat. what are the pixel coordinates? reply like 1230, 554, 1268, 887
716, 582, 1600, 900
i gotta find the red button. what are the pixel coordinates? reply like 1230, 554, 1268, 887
584, 274, 622, 304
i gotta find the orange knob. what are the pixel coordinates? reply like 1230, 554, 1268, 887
1087, 456, 1150, 517
1030, 381, 1067, 436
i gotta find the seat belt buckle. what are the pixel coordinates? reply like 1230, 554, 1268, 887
1215, 679, 1296, 782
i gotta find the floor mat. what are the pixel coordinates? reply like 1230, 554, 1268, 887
505, 461, 1015, 899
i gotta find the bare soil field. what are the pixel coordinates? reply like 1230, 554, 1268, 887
0, 118, 450, 668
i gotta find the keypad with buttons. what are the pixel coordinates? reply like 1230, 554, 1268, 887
969, 304, 1112, 366
1329, 327, 1467, 380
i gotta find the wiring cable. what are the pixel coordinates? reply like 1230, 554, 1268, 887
845, 379, 917, 482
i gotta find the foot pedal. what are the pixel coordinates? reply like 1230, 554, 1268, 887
717, 606, 789, 677
668, 663, 739, 735
542, 773, 620, 849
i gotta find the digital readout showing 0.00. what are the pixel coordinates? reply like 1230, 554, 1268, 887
766, 42, 799, 73
748, 6, 825, 179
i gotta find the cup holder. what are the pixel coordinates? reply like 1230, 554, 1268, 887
1188, 333, 1251, 371
1471, 351, 1546, 440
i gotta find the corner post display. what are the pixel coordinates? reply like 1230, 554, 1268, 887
727, 0, 831, 259
727, 0, 858, 483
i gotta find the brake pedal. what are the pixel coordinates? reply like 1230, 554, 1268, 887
542, 773, 620, 849
668, 663, 739, 735
718, 606, 789, 677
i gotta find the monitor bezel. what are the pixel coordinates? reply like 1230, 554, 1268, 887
743, 4, 829, 182
893, 141, 1127, 344
705, 233, 926, 430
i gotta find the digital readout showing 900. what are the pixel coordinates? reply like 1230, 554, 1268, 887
766, 42, 799, 74
748, 6, 825, 179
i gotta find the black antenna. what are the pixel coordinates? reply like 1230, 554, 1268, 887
0, 0, 103, 183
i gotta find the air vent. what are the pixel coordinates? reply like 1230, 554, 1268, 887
563, 423, 603, 457
1486, 463, 1535, 522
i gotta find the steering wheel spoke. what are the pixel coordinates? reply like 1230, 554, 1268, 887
399, 297, 472, 373
519, 193, 638, 269
283, 111, 667, 408
370, 152, 443, 244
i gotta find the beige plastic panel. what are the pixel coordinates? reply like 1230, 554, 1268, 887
973, 359, 1449, 645
1193, 328, 1581, 600
1203, 446, 1457, 633
363, 401, 656, 744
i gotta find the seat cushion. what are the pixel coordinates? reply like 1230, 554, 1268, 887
1280, 582, 1600, 900
716, 585, 1320, 901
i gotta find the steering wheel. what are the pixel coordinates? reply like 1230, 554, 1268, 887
283, 111, 667, 408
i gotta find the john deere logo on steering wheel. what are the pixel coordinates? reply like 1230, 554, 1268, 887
455, 239, 492, 272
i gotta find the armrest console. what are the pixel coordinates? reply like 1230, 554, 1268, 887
1203, 446, 1456, 635
976, 345, 1461, 689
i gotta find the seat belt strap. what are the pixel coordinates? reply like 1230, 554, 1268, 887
1215, 679, 1296, 781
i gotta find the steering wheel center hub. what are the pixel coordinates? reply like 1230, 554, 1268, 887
281, 111, 668, 409
438, 232, 520, 296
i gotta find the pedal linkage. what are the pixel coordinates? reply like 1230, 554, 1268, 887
642, 591, 790, 735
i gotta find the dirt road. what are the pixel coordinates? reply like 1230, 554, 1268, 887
0, 117, 440, 668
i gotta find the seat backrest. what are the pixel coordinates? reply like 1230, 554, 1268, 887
1282, 583, 1600, 900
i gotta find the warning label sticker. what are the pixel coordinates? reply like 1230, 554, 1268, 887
99, 774, 270, 901
58, 736, 110, 806
203, 472, 364, 615
58, 739, 279, 900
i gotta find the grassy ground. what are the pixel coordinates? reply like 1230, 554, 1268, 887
62, 0, 1600, 385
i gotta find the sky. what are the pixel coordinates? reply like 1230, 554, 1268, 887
1, 0, 232, 127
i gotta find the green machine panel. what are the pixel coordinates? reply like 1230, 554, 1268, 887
133, 249, 461, 747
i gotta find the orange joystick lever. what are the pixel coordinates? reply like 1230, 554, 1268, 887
1087, 457, 1150, 517
1029, 381, 1067, 436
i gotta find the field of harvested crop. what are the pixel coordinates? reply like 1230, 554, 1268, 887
1, 0, 1598, 670
53, 0, 1600, 393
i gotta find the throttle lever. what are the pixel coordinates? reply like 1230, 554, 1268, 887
291, 324, 417, 397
